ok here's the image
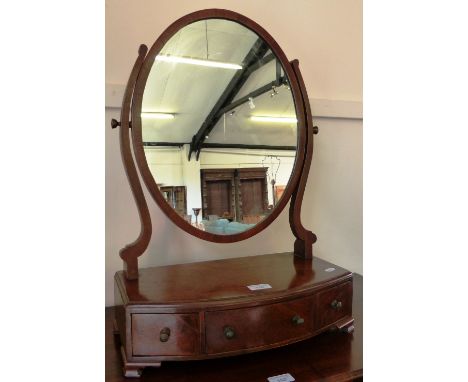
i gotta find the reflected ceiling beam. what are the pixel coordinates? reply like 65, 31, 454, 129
142, 142, 296, 151
216, 77, 286, 116
143, 142, 186, 148
244, 53, 275, 77
189, 38, 270, 161
201, 143, 296, 151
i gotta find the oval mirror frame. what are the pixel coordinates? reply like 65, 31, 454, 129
130, 9, 307, 243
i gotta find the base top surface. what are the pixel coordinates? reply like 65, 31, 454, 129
116, 253, 351, 305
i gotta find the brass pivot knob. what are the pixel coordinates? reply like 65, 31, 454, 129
313, 125, 319, 134
331, 300, 343, 310
111, 119, 121, 129
224, 326, 235, 339
160, 327, 170, 342
292, 315, 305, 325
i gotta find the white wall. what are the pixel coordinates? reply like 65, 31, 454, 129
105, 0, 362, 306
145, 148, 183, 186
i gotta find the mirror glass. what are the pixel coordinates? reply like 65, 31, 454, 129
142, 19, 297, 235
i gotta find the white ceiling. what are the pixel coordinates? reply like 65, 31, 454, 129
141, 19, 297, 147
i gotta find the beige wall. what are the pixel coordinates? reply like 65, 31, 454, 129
105, 0, 362, 306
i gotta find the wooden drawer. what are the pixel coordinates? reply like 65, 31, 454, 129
131, 313, 200, 356
205, 297, 314, 354
315, 281, 352, 328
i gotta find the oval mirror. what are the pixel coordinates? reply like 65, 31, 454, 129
131, 11, 306, 242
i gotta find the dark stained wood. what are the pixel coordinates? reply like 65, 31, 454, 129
116, 253, 350, 305
129, 8, 309, 244
205, 296, 314, 354
240, 178, 266, 215
201, 169, 236, 220
132, 313, 200, 356
201, 168, 268, 221
113, 253, 354, 377
160, 186, 187, 217
117, 44, 152, 280
289, 59, 317, 259
106, 274, 363, 381
205, 180, 231, 217
315, 281, 353, 329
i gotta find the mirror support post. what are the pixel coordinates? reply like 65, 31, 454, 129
115, 45, 152, 280
289, 60, 317, 259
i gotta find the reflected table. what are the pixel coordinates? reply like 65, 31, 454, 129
106, 275, 363, 381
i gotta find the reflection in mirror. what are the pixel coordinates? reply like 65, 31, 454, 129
142, 19, 297, 235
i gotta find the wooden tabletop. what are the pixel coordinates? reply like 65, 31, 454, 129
106, 273, 363, 381
116, 253, 352, 305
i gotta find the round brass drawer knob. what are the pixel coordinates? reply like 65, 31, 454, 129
331, 300, 343, 310
160, 327, 171, 342
292, 315, 305, 325
224, 326, 235, 339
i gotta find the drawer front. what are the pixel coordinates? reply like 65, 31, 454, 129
205, 297, 313, 354
131, 313, 199, 356
315, 281, 352, 328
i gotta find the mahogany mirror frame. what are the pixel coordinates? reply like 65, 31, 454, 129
115, 9, 317, 279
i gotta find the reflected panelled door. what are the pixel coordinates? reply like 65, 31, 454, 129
140, 19, 298, 237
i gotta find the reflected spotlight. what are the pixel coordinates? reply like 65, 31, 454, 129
270, 85, 278, 97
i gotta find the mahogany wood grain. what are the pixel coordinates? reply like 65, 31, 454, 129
115, 253, 351, 306
316, 281, 353, 329
117, 44, 152, 280
132, 314, 200, 356
205, 296, 314, 354
289, 60, 317, 259
106, 275, 363, 381
113, 253, 354, 373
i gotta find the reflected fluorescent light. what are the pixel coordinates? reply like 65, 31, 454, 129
141, 112, 175, 120
250, 116, 298, 123
155, 55, 242, 70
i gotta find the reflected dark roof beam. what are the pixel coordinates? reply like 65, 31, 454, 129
143, 142, 186, 147
244, 53, 275, 77
189, 38, 270, 160
142, 142, 296, 151
216, 77, 286, 117
201, 143, 296, 151
276, 59, 282, 85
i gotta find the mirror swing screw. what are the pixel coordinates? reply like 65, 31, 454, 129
111, 119, 121, 129
111, 119, 132, 129
313, 126, 319, 135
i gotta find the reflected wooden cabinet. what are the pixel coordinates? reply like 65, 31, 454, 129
160, 186, 187, 217
200, 168, 268, 222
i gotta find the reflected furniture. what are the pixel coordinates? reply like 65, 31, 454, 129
201, 168, 268, 222
160, 186, 186, 217
111, 8, 354, 378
